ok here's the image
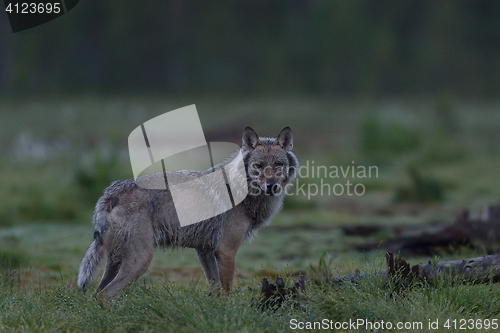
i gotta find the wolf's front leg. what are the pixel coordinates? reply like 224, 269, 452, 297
195, 248, 220, 291
216, 213, 249, 291
215, 246, 238, 292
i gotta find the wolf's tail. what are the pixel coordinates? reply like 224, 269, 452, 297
77, 203, 108, 291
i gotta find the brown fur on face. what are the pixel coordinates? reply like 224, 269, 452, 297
245, 127, 296, 196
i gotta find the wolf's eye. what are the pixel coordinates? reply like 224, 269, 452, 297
276, 162, 284, 167
254, 163, 263, 169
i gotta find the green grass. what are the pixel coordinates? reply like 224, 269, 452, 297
0, 213, 387, 287
1, 95, 500, 225
1, 216, 500, 332
1, 95, 500, 331
2, 264, 500, 332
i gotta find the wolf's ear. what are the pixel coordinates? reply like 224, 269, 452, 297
242, 127, 261, 150
275, 126, 293, 150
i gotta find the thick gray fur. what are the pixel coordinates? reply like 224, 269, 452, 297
77, 126, 298, 300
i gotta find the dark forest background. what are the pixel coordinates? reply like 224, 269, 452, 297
1, 0, 500, 97
2, 3, 500, 330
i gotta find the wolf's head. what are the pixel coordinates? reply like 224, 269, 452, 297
242, 127, 299, 196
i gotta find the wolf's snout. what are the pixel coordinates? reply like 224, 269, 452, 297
266, 181, 281, 196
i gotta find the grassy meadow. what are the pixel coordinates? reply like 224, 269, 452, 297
1, 96, 500, 332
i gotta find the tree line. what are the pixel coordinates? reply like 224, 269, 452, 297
1, 0, 499, 97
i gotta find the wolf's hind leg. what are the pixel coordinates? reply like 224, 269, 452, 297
102, 229, 154, 301
96, 254, 122, 292
195, 249, 220, 290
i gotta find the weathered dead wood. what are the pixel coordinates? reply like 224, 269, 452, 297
331, 252, 500, 284
341, 222, 448, 237
355, 205, 500, 256
259, 275, 306, 310
341, 225, 384, 236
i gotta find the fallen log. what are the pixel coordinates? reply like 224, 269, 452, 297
341, 222, 446, 237
331, 252, 500, 284
355, 205, 500, 256
258, 275, 306, 310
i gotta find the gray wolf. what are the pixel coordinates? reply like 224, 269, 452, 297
77, 126, 298, 300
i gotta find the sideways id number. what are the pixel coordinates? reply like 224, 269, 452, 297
6, 2, 61, 14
